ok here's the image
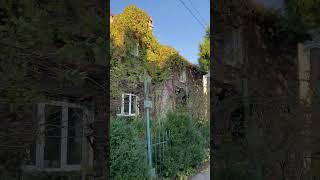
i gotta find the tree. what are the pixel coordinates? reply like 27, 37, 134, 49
198, 26, 210, 73
284, 0, 320, 33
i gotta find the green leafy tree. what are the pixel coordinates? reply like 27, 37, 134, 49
198, 27, 210, 73
285, 0, 320, 32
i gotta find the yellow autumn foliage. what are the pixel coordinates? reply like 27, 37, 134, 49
110, 5, 187, 69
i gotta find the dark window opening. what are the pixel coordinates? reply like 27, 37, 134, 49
311, 48, 320, 95
230, 105, 245, 140
131, 96, 136, 114
175, 87, 187, 106
124, 95, 130, 114
25, 142, 36, 166
67, 108, 83, 165
44, 105, 62, 168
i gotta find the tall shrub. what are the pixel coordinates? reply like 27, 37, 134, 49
159, 111, 209, 178
110, 117, 149, 179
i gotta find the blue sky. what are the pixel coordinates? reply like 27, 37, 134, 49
110, 0, 210, 65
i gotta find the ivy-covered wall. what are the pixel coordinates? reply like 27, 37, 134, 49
110, 5, 207, 121
212, 1, 313, 179
150, 66, 206, 120
0, 0, 108, 178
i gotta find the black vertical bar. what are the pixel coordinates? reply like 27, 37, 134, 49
210, 0, 214, 179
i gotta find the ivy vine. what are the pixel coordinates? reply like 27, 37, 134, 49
110, 5, 188, 96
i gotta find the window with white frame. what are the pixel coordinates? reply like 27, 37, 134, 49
117, 94, 139, 116
23, 101, 93, 171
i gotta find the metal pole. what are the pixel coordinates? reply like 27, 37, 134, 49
146, 106, 152, 166
144, 70, 155, 178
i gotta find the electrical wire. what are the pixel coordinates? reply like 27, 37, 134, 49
186, 0, 207, 26
176, 0, 206, 29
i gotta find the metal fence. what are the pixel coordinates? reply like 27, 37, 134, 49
152, 128, 170, 177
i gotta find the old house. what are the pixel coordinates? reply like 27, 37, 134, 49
212, 0, 320, 179
110, 13, 207, 121
297, 29, 320, 177
0, 58, 107, 179
0, 2, 108, 179
111, 57, 206, 121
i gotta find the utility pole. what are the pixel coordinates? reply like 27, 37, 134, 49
144, 70, 155, 178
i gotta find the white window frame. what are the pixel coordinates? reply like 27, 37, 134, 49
23, 101, 93, 172
117, 93, 139, 117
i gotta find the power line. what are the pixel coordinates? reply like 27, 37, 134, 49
186, 0, 207, 26
176, 0, 206, 29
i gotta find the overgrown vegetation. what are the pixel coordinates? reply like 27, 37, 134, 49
110, 5, 188, 96
0, 0, 107, 178
159, 111, 209, 178
285, 0, 320, 33
198, 26, 210, 73
110, 117, 149, 179
212, 0, 320, 179
110, 112, 209, 179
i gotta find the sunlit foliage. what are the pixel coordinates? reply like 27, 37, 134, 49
110, 5, 188, 96
198, 26, 210, 73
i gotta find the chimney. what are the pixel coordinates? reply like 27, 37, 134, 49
110, 13, 115, 23
148, 16, 153, 30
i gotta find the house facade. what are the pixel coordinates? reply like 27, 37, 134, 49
110, 13, 207, 121
0, 58, 107, 179
111, 64, 206, 121
297, 30, 320, 176
212, 1, 320, 179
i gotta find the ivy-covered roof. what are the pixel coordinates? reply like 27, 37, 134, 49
110, 5, 195, 96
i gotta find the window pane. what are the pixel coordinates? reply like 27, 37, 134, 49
25, 104, 37, 165
44, 105, 62, 168
124, 95, 129, 114
67, 108, 83, 165
131, 96, 136, 114
311, 48, 320, 93
25, 142, 36, 165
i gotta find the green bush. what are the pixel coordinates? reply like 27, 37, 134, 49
110, 117, 149, 179
159, 111, 209, 178
196, 119, 210, 149
110, 112, 209, 179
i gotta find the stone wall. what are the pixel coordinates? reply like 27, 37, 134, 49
110, 66, 206, 122
212, 9, 308, 179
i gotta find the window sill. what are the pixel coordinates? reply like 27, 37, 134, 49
116, 114, 137, 117
22, 165, 82, 172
